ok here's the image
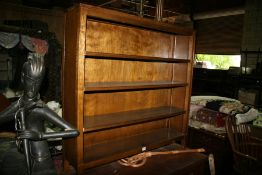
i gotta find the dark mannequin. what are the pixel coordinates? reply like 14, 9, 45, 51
0, 53, 79, 175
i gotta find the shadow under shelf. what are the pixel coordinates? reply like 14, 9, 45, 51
85, 52, 190, 63
84, 106, 185, 132
84, 81, 188, 92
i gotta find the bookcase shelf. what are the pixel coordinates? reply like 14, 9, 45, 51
84, 81, 187, 92
63, 3, 194, 173
85, 52, 190, 63
84, 128, 184, 166
84, 106, 185, 132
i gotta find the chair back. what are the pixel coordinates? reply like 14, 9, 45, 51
225, 116, 251, 155
225, 115, 262, 174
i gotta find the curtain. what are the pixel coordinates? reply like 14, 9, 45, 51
0, 32, 48, 55
195, 14, 244, 55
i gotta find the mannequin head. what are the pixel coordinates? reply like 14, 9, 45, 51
21, 53, 45, 100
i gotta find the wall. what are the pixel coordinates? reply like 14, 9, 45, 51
242, 0, 262, 50
240, 0, 262, 107
241, 0, 262, 69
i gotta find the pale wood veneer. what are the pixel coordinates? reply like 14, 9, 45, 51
63, 3, 195, 174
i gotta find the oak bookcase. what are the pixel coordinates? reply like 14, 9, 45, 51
63, 3, 195, 174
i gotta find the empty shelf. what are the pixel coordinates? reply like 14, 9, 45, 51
84, 106, 185, 132
84, 128, 184, 167
85, 52, 190, 63
85, 81, 187, 92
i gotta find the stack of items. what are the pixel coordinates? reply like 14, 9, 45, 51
189, 96, 259, 133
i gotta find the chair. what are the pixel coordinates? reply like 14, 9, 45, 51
225, 115, 262, 175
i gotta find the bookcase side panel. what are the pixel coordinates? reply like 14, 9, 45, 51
173, 36, 190, 59
63, 6, 85, 169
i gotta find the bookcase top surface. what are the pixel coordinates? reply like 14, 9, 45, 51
68, 3, 194, 35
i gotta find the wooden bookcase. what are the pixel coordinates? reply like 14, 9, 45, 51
63, 4, 195, 174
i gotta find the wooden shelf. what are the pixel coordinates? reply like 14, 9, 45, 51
85, 52, 190, 63
85, 81, 187, 92
84, 106, 185, 132
64, 5, 194, 172
84, 128, 184, 167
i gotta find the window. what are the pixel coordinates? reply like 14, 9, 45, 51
194, 54, 241, 70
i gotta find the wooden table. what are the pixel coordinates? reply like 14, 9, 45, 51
84, 144, 208, 175
187, 126, 234, 175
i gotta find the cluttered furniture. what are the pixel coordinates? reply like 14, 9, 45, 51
239, 49, 262, 109
188, 96, 261, 175
225, 115, 262, 175
192, 64, 262, 109
63, 3, 195, 174
187, 126, 233, 175
192, 68, 229, 97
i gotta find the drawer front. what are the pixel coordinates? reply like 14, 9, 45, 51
85, 20, 173, 58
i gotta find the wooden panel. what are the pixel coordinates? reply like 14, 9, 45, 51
63, 6, 80, 168
84, 89, 171, 116
172, 63, 188, 82
170, 87, 189, 136
83, 106, 185, 132
174, 36, 190, 59
169, 115, 184, 133
83, 128, 184, 168
84, 119, 167, 145
64, 4, 194, 173
85, 59, 173, 83
85, 20, 172, 58
171, 87, 187, 108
